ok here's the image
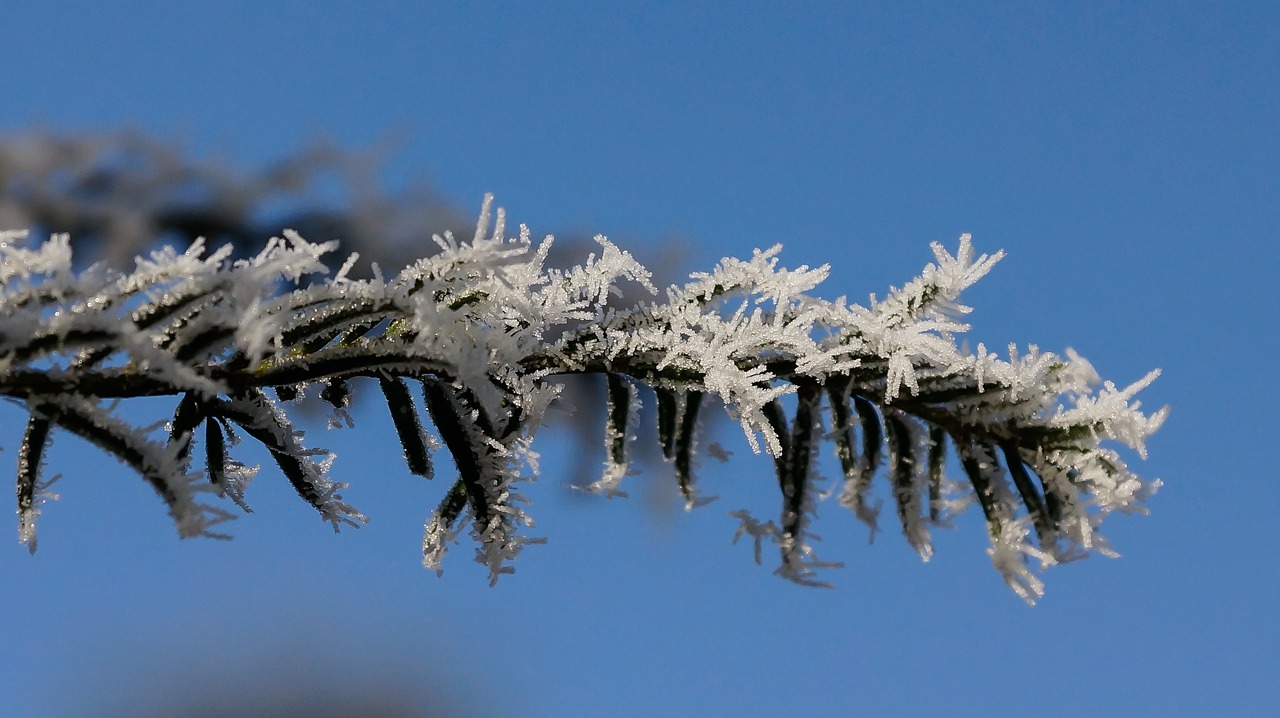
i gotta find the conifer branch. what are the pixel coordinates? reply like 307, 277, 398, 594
0, 199, 1165, 602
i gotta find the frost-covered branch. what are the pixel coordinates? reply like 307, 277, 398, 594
0, 196, 1165, 602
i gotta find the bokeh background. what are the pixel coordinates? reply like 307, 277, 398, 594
2, 3, 1277, 716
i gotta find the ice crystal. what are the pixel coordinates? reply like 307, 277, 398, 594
0, 196, 1165, 601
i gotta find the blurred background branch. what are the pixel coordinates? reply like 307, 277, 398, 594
0, 129, 470, 271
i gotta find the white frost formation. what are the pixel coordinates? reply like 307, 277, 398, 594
0, 196, 1165, 602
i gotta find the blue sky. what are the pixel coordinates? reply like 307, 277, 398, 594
2, 3, 1277, 716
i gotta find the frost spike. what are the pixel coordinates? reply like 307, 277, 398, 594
592, 372, 636, 497
435, 478, 470, 530
829, 381, 878, 535
781, 385, 820, 544
826, 380, 857, 478
885, 415, 917, 531
1001, 441, 1056, 551
605, 373, 631, 470
17, 414, 51, 553
224, 412, 320, 512
851, 395, 883, 484
421, 479, 469, 576
422, 379, 491, 525
957, 439, 1006, 539
673, 390, 703, 504
1040, 470, 1065, 527
205, 416, 227, 492
380, 377, 433, 478
168, 392, 204, 463
760, 399, 797, 560
656, 388, 679, 459
761, 398, 792, 494
212, 389, 362, 530
926, 424, 946, 522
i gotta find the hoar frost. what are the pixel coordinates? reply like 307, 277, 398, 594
0, 196, 1165, 603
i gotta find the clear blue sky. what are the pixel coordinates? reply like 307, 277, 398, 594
2, 3, 1277, 716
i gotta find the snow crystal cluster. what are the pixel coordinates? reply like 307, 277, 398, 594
0, 195, 1165, 601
